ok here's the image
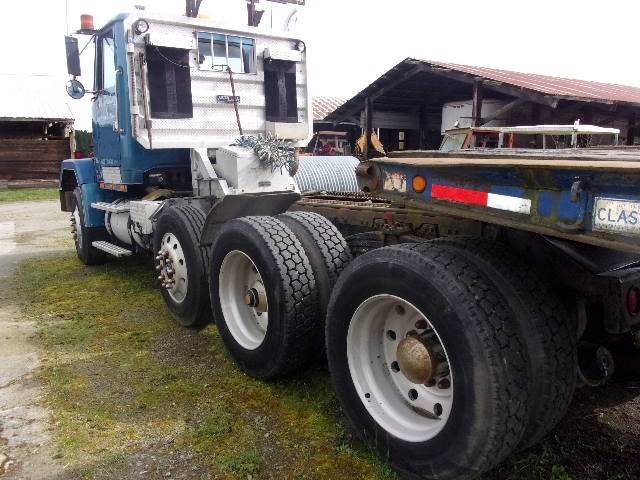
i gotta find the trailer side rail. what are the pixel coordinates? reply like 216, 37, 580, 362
358, 152, 640, 254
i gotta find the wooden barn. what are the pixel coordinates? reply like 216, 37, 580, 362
0, 74, 74, 180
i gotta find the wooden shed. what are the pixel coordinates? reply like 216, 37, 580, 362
0, 74, 74, 180
326, 58, 640, 153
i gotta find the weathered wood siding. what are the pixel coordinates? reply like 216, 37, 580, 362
0, 138, 70, 180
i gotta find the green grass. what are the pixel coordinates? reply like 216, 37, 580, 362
15, 254, 395, 479
0, 187, 58, 203
16, 254, 626, 479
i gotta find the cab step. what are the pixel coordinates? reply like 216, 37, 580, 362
91, 202, 130, 213
91, 241, 133, 257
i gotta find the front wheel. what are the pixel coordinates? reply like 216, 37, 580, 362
70, 187, 105, 265
326, 244, 530, 480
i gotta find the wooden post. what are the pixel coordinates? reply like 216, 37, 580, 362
471, 79, 483, 127
627, 112, 637, 146
363, 96, 372, 159
419, 104, 427, 150
531, 103, 541, 124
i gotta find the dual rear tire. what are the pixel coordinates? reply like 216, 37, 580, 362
327, 244, 531, 479
325, 240, 577, 479
155, 208, 351, 379
208, 213, 351, 378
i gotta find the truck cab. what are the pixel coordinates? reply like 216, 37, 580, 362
61, 8, 312, 229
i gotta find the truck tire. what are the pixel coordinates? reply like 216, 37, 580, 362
432, 236, 577, 449
345, 231, 383, 257
209, 216, 318, 379
70, 187, 106, 265
278, 211, 352, 352
153, 204, 211, 328
326, 244, 529, 480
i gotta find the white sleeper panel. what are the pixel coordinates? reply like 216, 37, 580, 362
127, 13, 312, 150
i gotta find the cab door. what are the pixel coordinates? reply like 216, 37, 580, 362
92, 29, 121, 165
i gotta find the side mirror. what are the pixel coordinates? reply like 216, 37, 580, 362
65, 36, 81, 77
66, 79, 86, 99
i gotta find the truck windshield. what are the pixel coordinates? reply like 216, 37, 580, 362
440, 133, 467, 152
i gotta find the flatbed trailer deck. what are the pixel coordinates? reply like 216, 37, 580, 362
354, 148, 640, 253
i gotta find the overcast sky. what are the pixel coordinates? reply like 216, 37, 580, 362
2, 0, 639, 129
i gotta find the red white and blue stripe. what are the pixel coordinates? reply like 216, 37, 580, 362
431, 184, 531, 215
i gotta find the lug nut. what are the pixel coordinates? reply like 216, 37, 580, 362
157, 275, 163, 281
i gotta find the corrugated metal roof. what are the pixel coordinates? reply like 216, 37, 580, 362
0, 74, 74, 122
313, 96, 347, 121
427, 59, 640, 104
328, 58, 640, 122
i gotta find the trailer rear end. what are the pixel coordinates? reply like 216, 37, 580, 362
291, 147, 640, 478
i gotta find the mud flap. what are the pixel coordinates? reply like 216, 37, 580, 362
199, 191, 301, 245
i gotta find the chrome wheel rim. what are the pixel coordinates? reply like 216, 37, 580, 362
219, 250, 268, 350
347, 294, 453, 442
157, 232, 189, 303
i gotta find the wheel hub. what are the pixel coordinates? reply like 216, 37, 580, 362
396, 335, 437, 385
156, 251, 175, 288
244, 282, 267, 314
219, 250, 270, 350
156, 233, 188, 303
346, 294, 454, 442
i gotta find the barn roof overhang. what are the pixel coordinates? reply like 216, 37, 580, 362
327, 58, 640, 124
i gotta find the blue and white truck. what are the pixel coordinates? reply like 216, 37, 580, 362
60, 4, 640, 479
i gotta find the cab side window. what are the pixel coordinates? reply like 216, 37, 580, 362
102, 34, 116, 92
95, 30, 116, 92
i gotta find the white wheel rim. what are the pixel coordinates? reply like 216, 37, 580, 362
219, 250, 269, 350
347, 294, 453, 443
72, 206, 82, 249
158, 232, 189, 303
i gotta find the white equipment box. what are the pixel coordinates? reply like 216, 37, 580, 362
214, 146, 298, 194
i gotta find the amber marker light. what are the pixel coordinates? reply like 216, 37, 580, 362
412, 175, 427, 193
80, 14, 94, 30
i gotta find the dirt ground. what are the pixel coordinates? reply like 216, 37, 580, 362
0, 199, 71, 479
1, 198, 640, 480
